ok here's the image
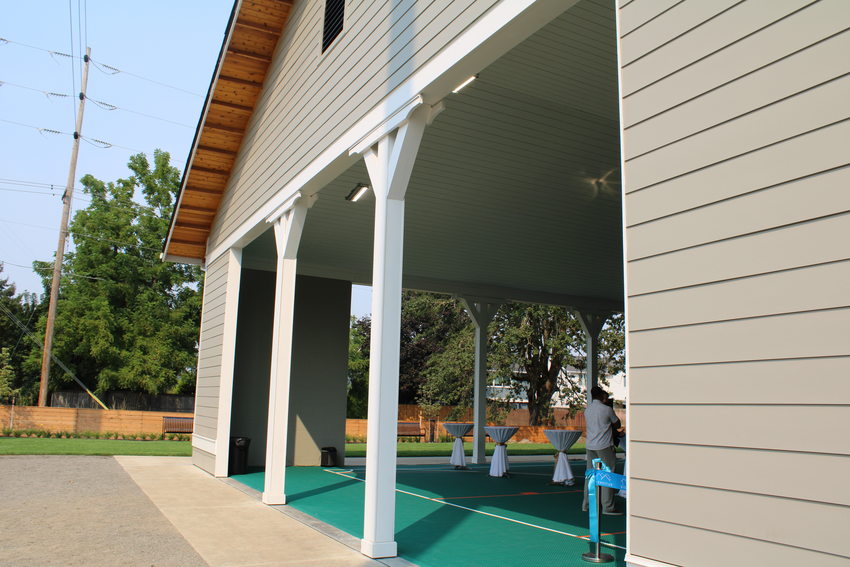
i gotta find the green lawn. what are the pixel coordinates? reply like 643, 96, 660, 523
344, 441, 588, 458
0, 437, 192, 456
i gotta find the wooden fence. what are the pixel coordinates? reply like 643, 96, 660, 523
0, 406, 192, 436
2, 403, 624, 442
347, 405, 625, 444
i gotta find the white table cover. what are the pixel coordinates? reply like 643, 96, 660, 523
543, 429, 581, 485
443, 423, 474, 467
485, 426, 518, 477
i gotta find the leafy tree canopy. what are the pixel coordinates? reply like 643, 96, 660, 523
490, 307, 626, 425
25, 150, 203, 397
0, 264, 43, 404
347, 291, 471, 416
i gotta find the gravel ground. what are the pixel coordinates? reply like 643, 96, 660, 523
0, 455, 208, 567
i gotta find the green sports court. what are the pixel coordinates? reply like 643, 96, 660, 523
233, 458, 627, 567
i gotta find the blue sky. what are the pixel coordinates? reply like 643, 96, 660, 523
0, 0, 372, 317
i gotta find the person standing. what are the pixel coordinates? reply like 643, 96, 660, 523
582, 386, 623, 514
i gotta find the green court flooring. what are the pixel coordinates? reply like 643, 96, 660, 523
232, 459, 627, 567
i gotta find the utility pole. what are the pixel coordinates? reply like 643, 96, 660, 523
38, 47, 91, 406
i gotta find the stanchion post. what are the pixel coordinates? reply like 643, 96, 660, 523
582, 460, 615, 564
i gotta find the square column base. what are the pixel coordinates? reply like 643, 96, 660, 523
262, 492, 287, 505
360, 539, 397, 559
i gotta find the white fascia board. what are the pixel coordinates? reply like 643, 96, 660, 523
206, 0, 573, 265
192, 434, 216, 455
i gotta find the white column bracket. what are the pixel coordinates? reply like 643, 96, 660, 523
461, 298, 500, 465
575, 310, 609, 405
262, 198, 311, 505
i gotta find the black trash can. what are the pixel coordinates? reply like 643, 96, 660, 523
229, 436, 251, 475
320, 446, 337, 467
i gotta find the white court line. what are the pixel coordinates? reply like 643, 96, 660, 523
322, 469, 627, 552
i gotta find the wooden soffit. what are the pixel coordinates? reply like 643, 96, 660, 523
164, 0, 293, 263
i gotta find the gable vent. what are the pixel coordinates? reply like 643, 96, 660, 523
323, 0, 344, 53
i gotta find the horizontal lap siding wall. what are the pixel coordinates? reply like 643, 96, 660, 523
619, 1, 850, 565
207, 0, 498, 250
193, 254, 230, 457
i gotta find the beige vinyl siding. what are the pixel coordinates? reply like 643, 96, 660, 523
630, 443, 850, 506
628, 358, 850, 405
207, 0, 499, 250
192, 253, 230, 455
619, 0, 850, 564
192, 447, 216, 474
629, 518, 850, 567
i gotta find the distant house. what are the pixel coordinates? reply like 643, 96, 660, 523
163, 1, 849, 565
487, 366, 604, 409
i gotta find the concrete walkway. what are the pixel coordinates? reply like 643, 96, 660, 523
116, 456, 387, 567
0, 455, 207, 567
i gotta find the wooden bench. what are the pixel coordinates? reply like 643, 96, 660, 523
162, 416, 194, 434
397, 421, 423, 439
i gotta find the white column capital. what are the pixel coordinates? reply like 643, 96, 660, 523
575, 310, 609, 340
575, 310, 610, 405
349, 96, 444, 158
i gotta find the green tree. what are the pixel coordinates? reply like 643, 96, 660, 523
489, 306, 625, 426
347, 315, 370, 418
346, 291, 472, 415
398, 291, 470, 404
0, 347, 19, 403
417, 324, 475, 418
489, 304, 585, 425
0, 264, 43, 404
26, 150, 203, 397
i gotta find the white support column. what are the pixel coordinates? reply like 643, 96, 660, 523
214, 247, 243, 477
461, 298, 499, 465
262, 193, 311, 505
576, 311, 608, 405
356, 107, 429, 560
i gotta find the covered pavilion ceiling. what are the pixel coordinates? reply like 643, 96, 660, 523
243, 0, 623, 312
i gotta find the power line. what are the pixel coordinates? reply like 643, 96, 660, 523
1, 80, 192, 129
85, 95, 193, 128
0, 118, 69, 137
0, 80, 72, 100
0, 117, 148, 153
0, 218, 165, 253
0, 179, 181, 214
0, 186, 64, 197
80, 135, 144, 153
89, 57, 202, 97
0, 178, 70, 190
0, 37, 202, 97
0, 260, 110, 282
